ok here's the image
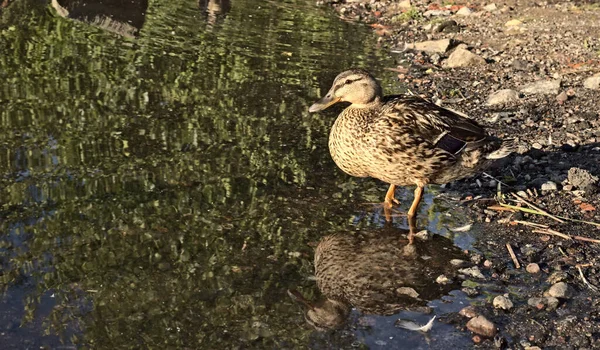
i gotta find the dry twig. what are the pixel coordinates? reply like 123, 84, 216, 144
506, 243, 520, 269
577, 266, 600, 293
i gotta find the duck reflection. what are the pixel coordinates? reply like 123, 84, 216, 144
289, 228, 467, 330
198, 0, 231, 25
51, 0, 148, 38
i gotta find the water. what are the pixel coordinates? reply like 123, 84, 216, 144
0, 0, 475, 348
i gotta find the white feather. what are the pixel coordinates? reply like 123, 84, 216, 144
396, 315, 436, 332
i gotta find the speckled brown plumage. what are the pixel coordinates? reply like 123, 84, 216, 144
288, 228, 467, 330
310, 69, 515, 227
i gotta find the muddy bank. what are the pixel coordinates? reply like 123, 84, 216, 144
316, 1, 600, 348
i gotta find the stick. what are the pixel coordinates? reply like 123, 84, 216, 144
577, 266, 600, 292
488, 205, 517, 212
512, 220, 549, 229
506, 243, 520, 269
532, 228, 572, 240
511, 193, 565, 223
573, 236, 600, 244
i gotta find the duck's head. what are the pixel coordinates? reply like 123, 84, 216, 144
288, 289, 351, 331
309, 69, 383, 112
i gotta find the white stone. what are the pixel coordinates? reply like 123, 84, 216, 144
486, 89, 520, 105
444, 48, 486, 68
493, 295, 514, 310
519, 79, 561, 95
456, 7, 473, 16
583, 74, 600, 90
406, 39, 451, 53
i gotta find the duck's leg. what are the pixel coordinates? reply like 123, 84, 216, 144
383, 184, 400, 222
406, 185, 424, 244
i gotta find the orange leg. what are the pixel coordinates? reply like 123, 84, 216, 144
384, 184, 399, 209
406, 185, 424, 244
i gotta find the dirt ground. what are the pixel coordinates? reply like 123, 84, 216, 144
318, 0, 600, 348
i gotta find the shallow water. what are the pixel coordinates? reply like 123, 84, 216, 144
0, 0, 476, 348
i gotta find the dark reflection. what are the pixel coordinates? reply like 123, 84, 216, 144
289, 228, 467, 330
198, 0, 231, 25
50, 0, 148, 38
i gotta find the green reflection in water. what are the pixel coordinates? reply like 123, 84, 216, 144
0, 0, 412, 348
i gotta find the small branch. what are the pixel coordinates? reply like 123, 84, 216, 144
574, 235, 600, 244
511, 193, 565, 223
483, 172, 512, 188
577, 266, 600, 293
512, 220, 549, 229
532, 228, 572, 240
506, 243, 520, 269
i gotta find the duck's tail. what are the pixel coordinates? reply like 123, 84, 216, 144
486, 138, 517, 160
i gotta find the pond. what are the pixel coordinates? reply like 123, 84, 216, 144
0, 0, 476, 348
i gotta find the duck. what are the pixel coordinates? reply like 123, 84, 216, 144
288, 228, 467, 330
309, 69, 514, 232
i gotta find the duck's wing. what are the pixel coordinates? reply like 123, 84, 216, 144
382, 95, 488, 155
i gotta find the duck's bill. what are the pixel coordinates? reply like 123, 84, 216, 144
308, 95, 341, 112
287, 289, 315, 310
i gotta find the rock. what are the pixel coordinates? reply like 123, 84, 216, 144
466, 316, 497, 337
547, 271, 568, 284
519, 79, 561, 95
396, 0, 412, 10
583, 74, 600, 90
505, 19, 523, 26
444, 48, 486, 68
450, 259, 467, 267
512, 59, 530, 71
459, 306, 478, 318
556, 91, 568, 104
483, 3, 497, 11
456, 6, 473, 16
541, 181, 557, 191
433, 20, 460, 33
414, 229, 430, 240
568, 167, 598, 191
436, 274, 451, 284
459, 266, 485, 279
493, 295, 514, 310
424, 10, 451, 17
525, 347, 542, 350
546, 296, 560, 311
526, 263, 540, 274
528, 297, 546, 308
546, 282, 572, 298
406, 39, 451, 53
486, 89, 520, 106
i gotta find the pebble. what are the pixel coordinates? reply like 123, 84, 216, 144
556, 91, 568, 104
423, 10, 451, 17
547, 271, 568, 284
459, 305, 478, 318
583, 74, 600, 90
546, 282, 572, 298
467, 315, 497, 337
436, 274, 451, 284
456, 7, 473, 16
567, 167, 598, 191
526, 263, 540, 274
505, 19, 523, 26
528, 297, 546, 308
450, 259, 467, 267
396, 287, 419, 298
406, 39, 451, 53
493, 295, 514, 310
546, 296, 560, 311
541, 181, 557, 191
486, 89, 520, 106
458, 266, 485, 279
483, 3, 497, 11
519, 79, 561, 95
444, 48, 486, 68
396, 0, 412, 9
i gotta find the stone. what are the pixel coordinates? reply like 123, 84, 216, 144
519, 79, 561, 95
397, 0, 412, 9
493, 295, 514, 310
467, 316, 497, 337
436, 274, 451, 284
568, 167, 598, 191
444, 48, 486, 68
459, 266, 485, 279
541, 181, 558, 191
547, 271, 568, 284
526, 263, 540, 274
459, 305, 478, 318
483, 3, 497, 11
525, 347, 542, 350
456, 7, 473, 16
414, 230, 430, 240
546, 296, 560, 311
406, 39, 451, 53
583, 74, 600, 90
450, 259, 467, 267
556, 91, 568, 104
424, 10, 451, 16
528, 297, 546, 308
486, 89, 520, 106
505, 19, 523, 26
396, 287, 419, 298
547, 282, 572, 298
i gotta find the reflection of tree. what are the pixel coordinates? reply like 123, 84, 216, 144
0, 0, 397, 347
198, 0, 231, 25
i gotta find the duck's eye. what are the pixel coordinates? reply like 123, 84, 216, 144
345, 79, 352, 85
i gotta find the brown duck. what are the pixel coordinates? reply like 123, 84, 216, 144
309, 69, 514, 229
288, 228, 467, 330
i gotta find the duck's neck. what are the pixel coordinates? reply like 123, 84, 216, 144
348, 96, 383, 110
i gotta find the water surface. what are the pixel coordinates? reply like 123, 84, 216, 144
0, 0, 474, 348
